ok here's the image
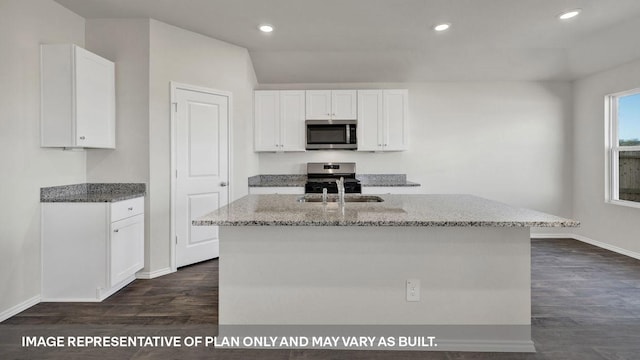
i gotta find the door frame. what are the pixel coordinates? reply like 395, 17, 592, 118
169, 82, 233, 272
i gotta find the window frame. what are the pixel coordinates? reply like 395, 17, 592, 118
606, 87, 640, 209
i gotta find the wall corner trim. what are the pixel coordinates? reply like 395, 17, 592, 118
0, 295, 41, 323
136, 267, 174, 280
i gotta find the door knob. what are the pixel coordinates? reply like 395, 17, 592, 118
220, 182, 228, 187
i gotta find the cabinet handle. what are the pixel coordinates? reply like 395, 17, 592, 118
220, 182, 228, 187
114, 229, 119, 233
128, 207, 133, 211
79, 136, 86, 140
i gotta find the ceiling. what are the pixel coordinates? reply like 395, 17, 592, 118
55, 0, 640, 83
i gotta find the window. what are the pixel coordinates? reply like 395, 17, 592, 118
608, 89, 640, 206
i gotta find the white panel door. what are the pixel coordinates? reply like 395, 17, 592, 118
332, 90, 357, 119
305, 90, 332, 119
175, 88, 229, 267
357, 90, 383, 151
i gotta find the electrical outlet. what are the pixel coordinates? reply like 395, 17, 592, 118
406, 279, 420, 302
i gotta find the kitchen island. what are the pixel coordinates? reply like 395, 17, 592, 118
194, 194, 578, 352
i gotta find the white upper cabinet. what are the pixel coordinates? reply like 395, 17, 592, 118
357, 89, 409, 152
331, 90, 358, 119
305, 90, 332, 120
383, 89, 409, 151
357, 90, 383, 151
280, 91, 306, 151
41, 44, 115, 149
305, 90, 357, 120
254, 90, 305, 152
254, 91, 279, 152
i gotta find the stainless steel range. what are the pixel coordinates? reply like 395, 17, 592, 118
305, 162, 361, 194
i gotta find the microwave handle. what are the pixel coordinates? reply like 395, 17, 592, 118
346, 125, 351, 144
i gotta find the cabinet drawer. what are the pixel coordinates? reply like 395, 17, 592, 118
111, 197, 144, 222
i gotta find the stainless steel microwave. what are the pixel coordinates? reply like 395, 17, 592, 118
305, 120, 357, 150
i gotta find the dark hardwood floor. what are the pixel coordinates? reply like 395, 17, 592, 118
2, 239, 640, 359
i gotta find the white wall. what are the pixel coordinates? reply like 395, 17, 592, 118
84, 19, 152, 273
573, 59, 640, 255
85, 19, 150, 184
148, 20, 258, 273
258, 82, 574, 221
0, 0, 85, 318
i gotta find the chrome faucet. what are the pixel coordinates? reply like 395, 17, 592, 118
336, 177, 345, 205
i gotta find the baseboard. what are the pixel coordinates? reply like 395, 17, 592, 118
0, 295, 40, 323
97, 275, 137, 301
433, 339, 536, 353
40, 297, 101, 302
571, 234, 640, 261
136, 267, 174, 279
530, 233, 574, 239
532, 233, 640, 261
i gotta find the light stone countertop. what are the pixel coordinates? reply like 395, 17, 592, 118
193, 194, 579, 227
41, 183, 146, 203
247, 174, 420, 187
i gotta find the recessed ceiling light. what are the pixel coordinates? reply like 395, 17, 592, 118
559, 9, 581, 20
433, 23, 451, 32
259, 24, 274, 33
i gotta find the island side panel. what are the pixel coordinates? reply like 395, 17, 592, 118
219, 226, 531, 326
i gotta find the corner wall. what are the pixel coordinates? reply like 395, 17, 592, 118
148, 19, 258, 273
573, 59, 640, 255
85, 18, 152, 274
0, 0, 86, 319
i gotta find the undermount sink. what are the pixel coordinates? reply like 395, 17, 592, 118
297, 195, 384, 203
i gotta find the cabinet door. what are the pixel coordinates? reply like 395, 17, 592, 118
280, 91, 306, 151
305, 90, 332, 119
110, 214, 144, 287
332, 90, 357, 119
357, 90, 383, 151
383, 90, 409, 151
74, 46, 115, 148
254, 91, 280, 151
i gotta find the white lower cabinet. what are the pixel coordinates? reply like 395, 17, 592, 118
41, 197, 144, 301
109, 214, 144, 287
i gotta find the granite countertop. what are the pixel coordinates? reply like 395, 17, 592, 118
41, 183, 146, 203
193, 194, 579, 227
248, 174, 420, 187
357, 174, 420, 187
248, 175, 307, 187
